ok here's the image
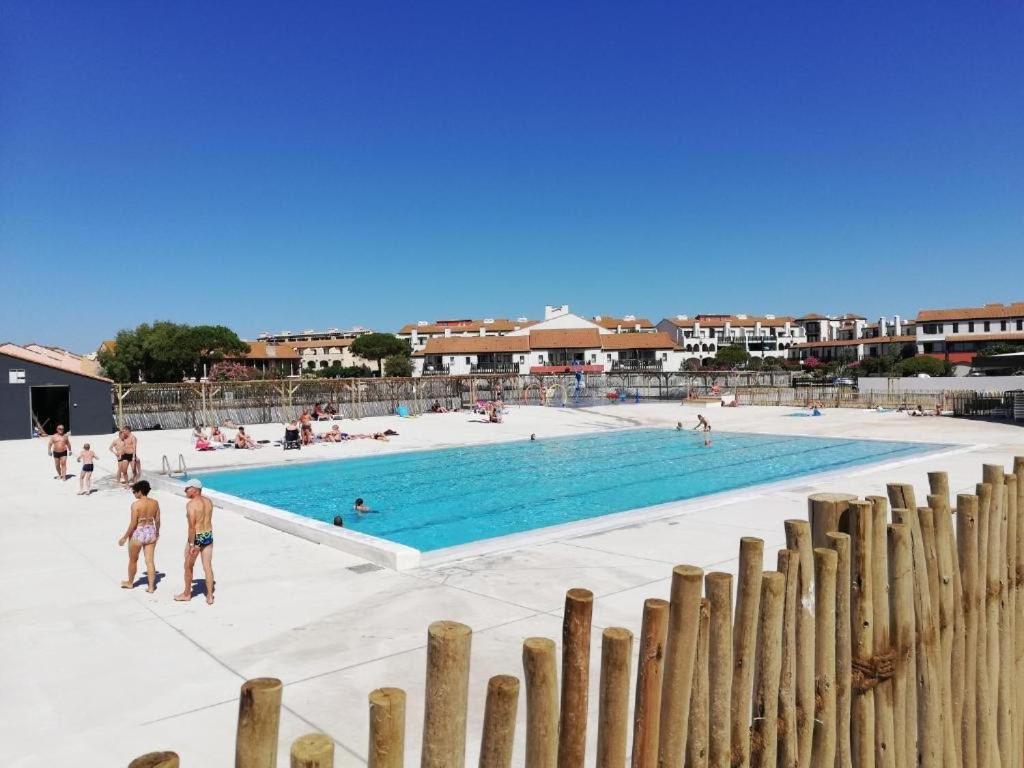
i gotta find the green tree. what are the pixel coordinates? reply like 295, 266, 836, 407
314, 363, 373, 379
384, 354, 413, 377
976, 342, 1024, 358
97, 322, 249, 382
714, 345, 750, 369
350, 333, 412, 376
896, 355, 952, 377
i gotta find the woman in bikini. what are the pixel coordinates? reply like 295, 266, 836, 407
118, 480, 161, 592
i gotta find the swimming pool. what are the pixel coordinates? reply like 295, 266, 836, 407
196, 429, 940, 553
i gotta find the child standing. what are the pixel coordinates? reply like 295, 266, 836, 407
77, 443, 98, 495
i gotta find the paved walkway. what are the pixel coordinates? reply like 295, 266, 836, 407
2, 404, 1021, 765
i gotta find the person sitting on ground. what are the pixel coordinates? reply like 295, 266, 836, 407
353, 498, 371, 514
234, 426, 258, 449
429, 400, 448, 413
312, 403, 325, 421
372, 432, 389, 441
325, 402, 337, 416
210, 425, 225, 443
324, 424, 343, 442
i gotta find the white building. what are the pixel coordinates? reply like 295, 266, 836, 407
789, 314, 914, 362
396, 317, 537, 353
656, 314, 805, 363
914, 301, 1024, 365
256, 327, 371, 344
412, 306, 683, 376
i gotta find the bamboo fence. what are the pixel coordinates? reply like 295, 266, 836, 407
128, 454, 1024, 767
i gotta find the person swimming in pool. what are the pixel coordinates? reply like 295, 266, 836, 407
353, 498, 372, 514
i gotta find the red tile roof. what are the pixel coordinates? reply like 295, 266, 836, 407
599, 331, 677, 350
917, 302, 1024, 322
0, 343, 112, 382
418, 336, 532, 355
947, 332, 1024, 343
234, 342, 301, 360
792, 335, 916, 349
528, 329, 603, 349
398, 319, 537, 334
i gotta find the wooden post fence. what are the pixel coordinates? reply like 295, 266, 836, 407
125, 455, 1024, 768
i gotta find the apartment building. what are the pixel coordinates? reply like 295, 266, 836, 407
656, 314, 805, 363
915, 302, 1024, 364
790, 315, 914, 362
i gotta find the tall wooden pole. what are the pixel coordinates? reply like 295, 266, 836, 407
686, 599, 711, 768
776, 549, 799, 768
750, 571, 784, 768
827, 531, 853, 768
632, 598, 669, 768
867, 496, 896, 768
812, 547, 838, 768
422, 621, 472, 768
558, 589, 593, 768
523, 637, 559, 768
957, 494, 980, 768
658, 565, 703, 768
597, 628, 633, 768
848, 501, 876, 768
731, 537, 764, 768
705, 572, 733, 768
784, 520, 816, 768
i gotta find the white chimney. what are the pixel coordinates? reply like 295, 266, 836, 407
483, 318, 494, 324
479, 327, 486, 337
417, 320, 428, 327
411, 330, 419, 345
765, 314, 775, 320
894, 315, 902, 335
444, 328, 452, 337
544, 304, 570, 320
594, 315, 603, 321
676, 314, 689, 321
624, 314, 635, 321
736, 314, 748, 320
878, 317, 888, 337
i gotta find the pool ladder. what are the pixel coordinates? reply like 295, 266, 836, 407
161, 454, 189, 477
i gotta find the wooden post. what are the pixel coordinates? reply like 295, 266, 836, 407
887, 483, 917, 517
812, 547, 838, 768
1004, 474, 1018, 768
975, 482, 997, 768
558, 588, 593, 768
291, 734, 335, 768
957, 494, 980, 768
783, 520, 816, 768
686, 598, 711, 768
731, 537, 764, 768
808, 492, 857, 549
927, 492, 961, 768
235, 678, 283, 768
368, 688, 405, 768
597, 628, 633, 768
888, 523, 915, 768
422, 621, 472, 768
826, 531, 853, 768
866, 496, 896, 768
1015, 458, 1024, 768
523, 637, 559, 768
479, 676, 519, 768
928, 472, 950, 508
848, 501, 876, 768
705, 572, 733, 768
776, 550, 799, 768
658, 565, 704, 768
995, 480, 1014, 768
911, 508, 942, 768
982, 473, 1006, 768
632, 598, 669, 768
750, 571, 785, 768
129, 754, 179, 768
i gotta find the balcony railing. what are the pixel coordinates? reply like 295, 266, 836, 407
470, 362, 520, 374
421, 365, 451, 376
611, 359, 663, 372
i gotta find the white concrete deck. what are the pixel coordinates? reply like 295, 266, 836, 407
2, 404, 1021, 766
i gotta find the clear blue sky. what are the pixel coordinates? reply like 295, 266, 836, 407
2, 2, 1022, 351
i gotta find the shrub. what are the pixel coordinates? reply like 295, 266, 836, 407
896, 355, 951, 377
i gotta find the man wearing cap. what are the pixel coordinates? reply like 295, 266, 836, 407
175, 479, 216, 605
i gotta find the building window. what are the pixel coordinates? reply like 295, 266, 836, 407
449, 356, 455, 362
984, 321, 990, 332
1000, 320, 1007, 331
465, 357, 471, 364
923, 324, 938, 334
519, 355, 525, 363
952, 322, 959, 333
1018, 320, 1023, 331
607, 353, 612, 361
968, 322, 975, 332
591, 354, 597, 362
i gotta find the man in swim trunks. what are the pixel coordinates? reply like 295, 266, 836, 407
175, 478, 215, 605
47, 424, 72, 480
110, 427, 137, 484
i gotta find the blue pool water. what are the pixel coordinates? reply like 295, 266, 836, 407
196, 430, 939, 552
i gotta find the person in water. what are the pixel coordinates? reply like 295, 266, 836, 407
77, 443, 98, 495
353, 498, 372, 514
175, 479, 216, 605
118, 480, 161, 592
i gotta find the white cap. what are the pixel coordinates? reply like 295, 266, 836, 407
183, 478, 203, 490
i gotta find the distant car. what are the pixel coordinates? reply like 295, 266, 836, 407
967, 371, 987, 377
916, 373, 931, 378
